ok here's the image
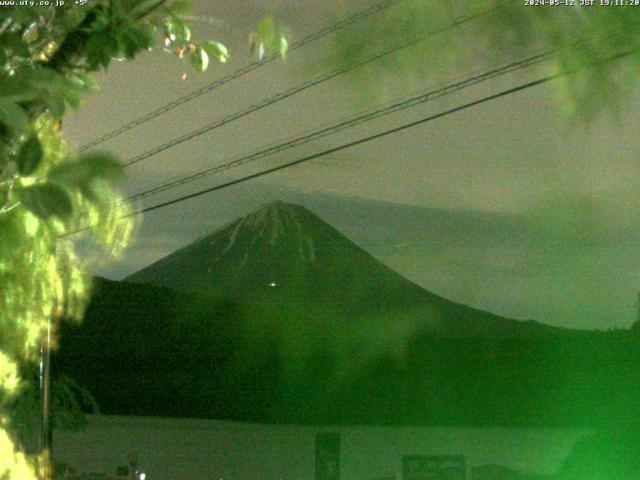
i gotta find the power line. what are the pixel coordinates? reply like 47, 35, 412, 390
74, 0, 399, 154
121, 4, 506, 168
131, 74, 558, 217
126, 49, 555, 203
65, 47, 634, 238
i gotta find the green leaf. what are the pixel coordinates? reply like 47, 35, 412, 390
48, 161, 91, 187
126, 24, 155, 55
24, 67, 64, 89
79, 73, 100, 93
19, 68, 68, 116
85, 34, 108, 70
81, 153, 124, 182
278, 35, 288, 60
177, 21, 191, 43
191, 46, 209, 71
44, 94, 66, 118
129, 0, 165, 17
89, 8, 110, 32
62, 73, 100, 108
116, 21, 155, 60
257, 15, 276, 47
48, 153, 124, 188
202, 41, 229, 63
22, 23, 39, 43
3, 33, 30, 58
166, 0, 193, 17
66, 75, 86, 91
64, 72, 100, 93
78, 182, 105, 205
18, 183, 73, 221
0, 79, 38, 103
163, 21, 177, 39
85, 31, 119, 70
169, 17, 191, 43
63, 77, 88, 110
16, 135, 43, 176
62, 86, 82, 110
0, 101, 29, 134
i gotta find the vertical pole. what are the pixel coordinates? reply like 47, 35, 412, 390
39, 316, 52, 480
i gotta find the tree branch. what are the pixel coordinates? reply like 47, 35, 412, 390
133, 0, 168, 20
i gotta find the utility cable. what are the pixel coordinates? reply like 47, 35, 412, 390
64, 46, 634, 238
126, 49, 555, 203
74, 0, 400, 153
120, 3, 506, 168
132, 74, 558, 216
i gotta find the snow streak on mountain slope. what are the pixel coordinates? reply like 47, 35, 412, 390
127, 201, 427, 304
126, 201, 575, 338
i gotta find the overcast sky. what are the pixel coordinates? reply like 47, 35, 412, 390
64, 0, 640, 330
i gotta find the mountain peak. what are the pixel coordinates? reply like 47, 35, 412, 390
252, 200, 307, 215
257, 200, 304, 210
237, 201, 316, 242
126, 200, 430, 306
124, 202, 572, 339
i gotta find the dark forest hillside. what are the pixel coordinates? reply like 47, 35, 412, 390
54, 276, 640, 427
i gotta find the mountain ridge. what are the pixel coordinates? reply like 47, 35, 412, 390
54, 276, 640, 426
126, 201, 578, 339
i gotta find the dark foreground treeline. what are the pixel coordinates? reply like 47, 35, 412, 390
53, 277, 640, 430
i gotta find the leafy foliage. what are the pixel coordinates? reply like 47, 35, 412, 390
9, 372, 100, 435
250, 15, 289, 61
328, 0, 640, 119
0, 1, 290, 478
15, 135, 43, 176
203, 41, 229, 64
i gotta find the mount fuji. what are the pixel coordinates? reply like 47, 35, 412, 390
125, 201, 572, 339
